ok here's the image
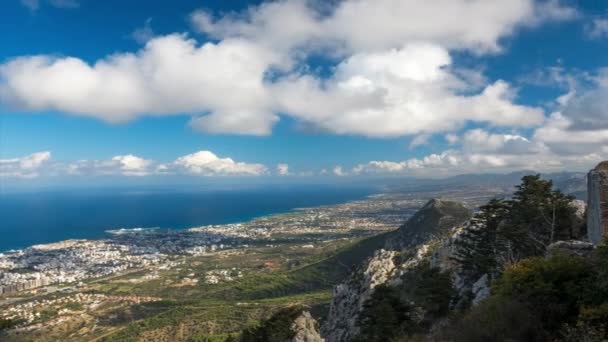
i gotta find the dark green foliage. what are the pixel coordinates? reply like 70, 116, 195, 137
493, 253, 592, 332
449, 243, 608, 341
454, 174, 579, 279
398, 262, 455, 327
240, 306, 305, 342
0, 318, 23, 331
508, 174, 578, 253
353, 263, 455, 341
447, 297, 545, 342
453, 199, 508, 282
355, 285, 414, 342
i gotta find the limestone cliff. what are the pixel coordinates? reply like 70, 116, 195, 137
321, 199, 472, 342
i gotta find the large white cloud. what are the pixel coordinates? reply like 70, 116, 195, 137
0, 34, 282, 135
0, 0, 575, 138
193, 0, 576, 54
273, 44, 544, 137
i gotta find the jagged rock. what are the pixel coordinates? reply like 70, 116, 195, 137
587, 161, 608, 244
291, 311, 324, 342
471, 274, 490, 306
546, 240, 595, 259
321, 249, 398, 342
322, 199, 472, 342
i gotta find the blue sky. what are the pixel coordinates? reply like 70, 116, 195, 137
1, 0, 608, 185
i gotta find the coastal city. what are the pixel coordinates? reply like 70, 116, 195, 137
0, 184, 508, 339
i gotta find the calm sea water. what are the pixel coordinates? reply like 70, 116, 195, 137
0, 184, 377, 252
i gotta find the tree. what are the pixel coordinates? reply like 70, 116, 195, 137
453, 198, 509, 281
355, 285, 414, 342
508, 174, 576, 253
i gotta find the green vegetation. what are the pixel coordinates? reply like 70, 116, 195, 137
448, 245, 608, 341
0, 318, 24, 331
353, 175, 607, 342
353, 262, 455, 342
355, 285, 413, 342
100, 234, 390, 341
240, 305, 306, 342
454, 174, 580, 283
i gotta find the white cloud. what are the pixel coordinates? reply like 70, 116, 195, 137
333, 166, 347, 176
531, 70, 608, 155
353, 124, 606, 176
0, 34, 282, 135
170, 151, 267, 176
1, 150, 268, 178
194, 0, 575, 55
276, 163, 290, 176
2, 0, 575, 138
585, 18, 608, 39
273, 45, 544, 137
0, 151, 52, 178
67, 155, 154, 177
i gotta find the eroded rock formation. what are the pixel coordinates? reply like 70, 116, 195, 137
588, 161, 608, 244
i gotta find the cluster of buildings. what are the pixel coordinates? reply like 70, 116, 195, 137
0, 192, 436, 298
1, 292, 161, 326
204, 268, 243, 284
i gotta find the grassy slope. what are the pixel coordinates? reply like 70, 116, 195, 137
101, 233, 390, 341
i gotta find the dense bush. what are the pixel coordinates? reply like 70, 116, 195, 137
446, 297, 545, 342
493, 253, 592, 332
449, 244, 608, 341
355, 284, 414, 342
240, 306, 305, 342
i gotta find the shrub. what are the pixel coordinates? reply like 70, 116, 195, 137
492, 253, 592, 332
447, 297, 545, 342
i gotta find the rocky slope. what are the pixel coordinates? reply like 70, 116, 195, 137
321, 199, 472, 342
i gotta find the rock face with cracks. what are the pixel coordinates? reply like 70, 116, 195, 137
588, 161, 608, 244
291, 311, 324, 342
322, 199, 472, 342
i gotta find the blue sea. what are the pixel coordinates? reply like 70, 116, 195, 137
0, 184, 377, 252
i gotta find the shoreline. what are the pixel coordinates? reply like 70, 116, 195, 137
0, 189, 382, 254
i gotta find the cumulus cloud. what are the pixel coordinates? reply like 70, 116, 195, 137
67, 155, 153, 177
1, 150, 267, 178
0, 34, 282, 135
531, 69, 608, 156
353, 125, 605, 176
276, 163, 290, 176
1, 0, 575, 138
0, 151, 52, 178
170, 151, 267, 176
193, 0, 575, 54
273, 45, 544, 137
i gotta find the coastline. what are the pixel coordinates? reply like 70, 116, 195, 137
0, 187, 380, 254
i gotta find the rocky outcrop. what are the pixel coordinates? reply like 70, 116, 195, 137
321, 249, 398, 342
322, 199, 472, 342
291, 311, 324, 342
587, 161, 608, 244
546, 240, 595, 259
